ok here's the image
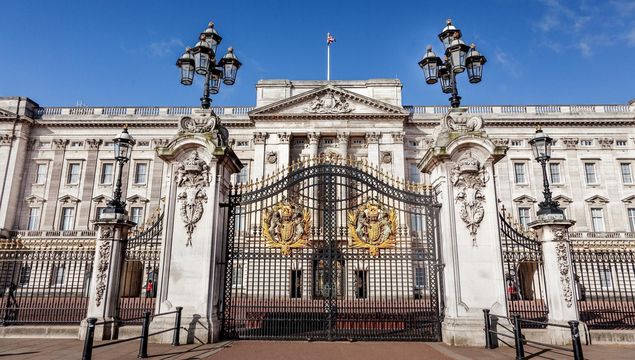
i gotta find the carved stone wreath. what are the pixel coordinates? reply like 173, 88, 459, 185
451, 152, 489, 244
175, 151, 210, 246
347, 200, 398, 257
266, 151, 278, 164
262, 200, 311, 256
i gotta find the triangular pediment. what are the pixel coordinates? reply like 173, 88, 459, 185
92, 194, 111, 204
249, 85, 409, 119
585, 195, 609, 204
127, 195, 149, 203
553, 195, 573, 204
622, 195, 635, 205
59, 194, 80, 203
24, 194, 46, 204
513, 195, 537, 204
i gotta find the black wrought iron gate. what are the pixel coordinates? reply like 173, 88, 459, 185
221, 157, 442, 341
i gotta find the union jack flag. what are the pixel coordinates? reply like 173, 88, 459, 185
327, 33, 335, 45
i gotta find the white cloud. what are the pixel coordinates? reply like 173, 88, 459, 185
148, 38, 184, 57
494, 49, 521, 77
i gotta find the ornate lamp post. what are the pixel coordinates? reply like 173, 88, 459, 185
106, 127, 135, 216
418, 19, 487, 108
529, 128, 565, 219
176, 22, 242, 109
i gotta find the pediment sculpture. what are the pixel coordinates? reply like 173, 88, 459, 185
175, 151, 211, 246
305, 90, 354, 114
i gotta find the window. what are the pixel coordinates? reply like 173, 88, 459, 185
290, 270, 302, 298
27, 208, 40, 230
351, 138, 364, 145
518, 207, 531, 227
67, 163, 81, 184
409, 163, 420, 183
600, 267, 613, 289
51, 265, 65, 286
591, 208, 605, 232
237, 165, 249, 183
100, 163, 114, 184
511, 140, 523, 147
232, 264, 243, 287
235, 207, 246, 232
70, 141, 83, 148
621, 163, 633, 184
414, 266, 426, 288
513, 163, 526, 184
134, 163, 148, 184
408, 140, 419, 147
616, 140, 628, 147
355, 270, 368, 299
131, 207, 143, 225
35, 164, 48, 184
96, 207, 106, 220
322, 138, 334, 145
60, 207, 74, 230
628, 208, 635, 232
19, 265, 31, 286
581, 140, 593, 147
549, 163, 562, 184
410, 213, 424, 237
584, 163, 597, 184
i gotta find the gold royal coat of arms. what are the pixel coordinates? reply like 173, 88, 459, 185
262, 200, 311, 256
348, 200, 398, 257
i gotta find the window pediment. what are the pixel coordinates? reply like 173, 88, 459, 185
585, 195, 609, 205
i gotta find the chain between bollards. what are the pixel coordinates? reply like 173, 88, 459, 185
569, 320, 585, 360
82, 317, 97, 360
172, 306, 183, 346
512, 315, 525, 360
138, 311, 150, 358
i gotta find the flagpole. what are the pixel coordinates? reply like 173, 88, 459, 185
327, 34, 331, 81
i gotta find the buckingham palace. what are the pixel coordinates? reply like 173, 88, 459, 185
0, 78, 634, 345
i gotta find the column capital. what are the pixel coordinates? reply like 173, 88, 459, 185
86, 139, 103, 150
253, 132, 268, 145
528, 219, 576, 241
308, 132, 320, 145
0, 134, 15, 146
365, 132, 381, 144
53, 138, 69, 150
391, 132, 404, 144
278, 132, 290, 144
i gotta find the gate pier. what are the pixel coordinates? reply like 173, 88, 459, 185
419, 108, 509, 346
151, 110, 242, 344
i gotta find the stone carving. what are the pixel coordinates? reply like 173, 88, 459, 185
175, 151, 211, 246
365, 132, 381, 144
178, 114, 228, 148
561, 138, 579, 148
86, 139, 102, 150
266, 151, 278, 164
53, 139, 69, 150
381, 152, 392, 164
95, 227, 112, 307
422, 137, 435, 148
305, 90, 354, 113
491, 138, 510, 147
262, 199, 311, 256
0, 134, 14, 146
278, 132, 290, 143
348, 199, 398, 257
598, 138, 614, 148
451, 152, 489, 244
442, 108, 483, 132
555, 230, 573, 308
153, 138, 170, 147
337, 132, 349, 144
392, 132, 405, 144
253, 132, 268, 144
308, 132, 320, 145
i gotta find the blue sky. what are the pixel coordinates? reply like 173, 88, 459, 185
1, 0, 634, 107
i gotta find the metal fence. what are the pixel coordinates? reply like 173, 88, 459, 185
118, 212, 163, 322
571, 239, 635, 329
0, 237, 94, 325
498, 208, 548, 327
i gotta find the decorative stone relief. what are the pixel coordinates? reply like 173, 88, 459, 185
304, 90, 354, 113
175, 151, 211, 246
95, 227, 113, 307
52, 139, 69, 150
308, 132, 320, 145
365, 132, 381, 144
598, 138, 614, 148
442, 109, 483, 132
422, 138, 435, 148
178, 114, 228, 148
278, 132, 291, 143
491, 138, 510, 147
555, 229, 573, 308
392, 132, 404, 144
266, 151, 278, 164
561, 138, 579, 148
337, 132, 349, 144
0, 134, 14, 146
451, 152, 489, 244
253, 132, 268, 145
152, 138, 170, 147
381, 152, 392, 164
86, 139, 102, 150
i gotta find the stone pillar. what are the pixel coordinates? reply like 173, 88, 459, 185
152, 110, 242, 344
252, 132, 267, 181
365, 132, 380, 166
77, 139, 102, 229
307, 132, 320, 158
81, 214, 135, 340
418, 108, 508, 346
529, 218, 581, 344
337, 132, 349, 158
42, 139, 68, 230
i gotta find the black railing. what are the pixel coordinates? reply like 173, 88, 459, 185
483, 309, 584, 360
82, 306, 182, 360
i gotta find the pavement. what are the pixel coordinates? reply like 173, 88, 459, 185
1, 338, 635, 359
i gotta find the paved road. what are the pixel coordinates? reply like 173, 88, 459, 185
1, 339, 634, 359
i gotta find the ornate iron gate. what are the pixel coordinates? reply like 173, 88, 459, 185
118, 211, 163, 321
222, 157, 442, 341
499, 207, 548, 327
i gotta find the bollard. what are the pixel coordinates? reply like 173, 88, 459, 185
172, 307, 183, 346
138, 311, 150, 358
483, 309, 492, 349
82, 318, 97, 360
568, 320, 584, 360
512, 315, 525, 360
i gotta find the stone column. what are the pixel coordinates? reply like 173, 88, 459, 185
418, 108, 508, 346
307, 132, 320, 158
42, 139, 68, 230
152, 111, 241, 344
337, 132, 349, 158
365, 132, 380, 166
529, 218, 580, 344
77, 139, 102, 229
252, 132, 267, 181
81, 214, 135, 340
0, 121, 32, 237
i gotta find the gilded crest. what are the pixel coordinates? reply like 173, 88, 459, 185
348, 200, 398, 257
262, 200, 311, 256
